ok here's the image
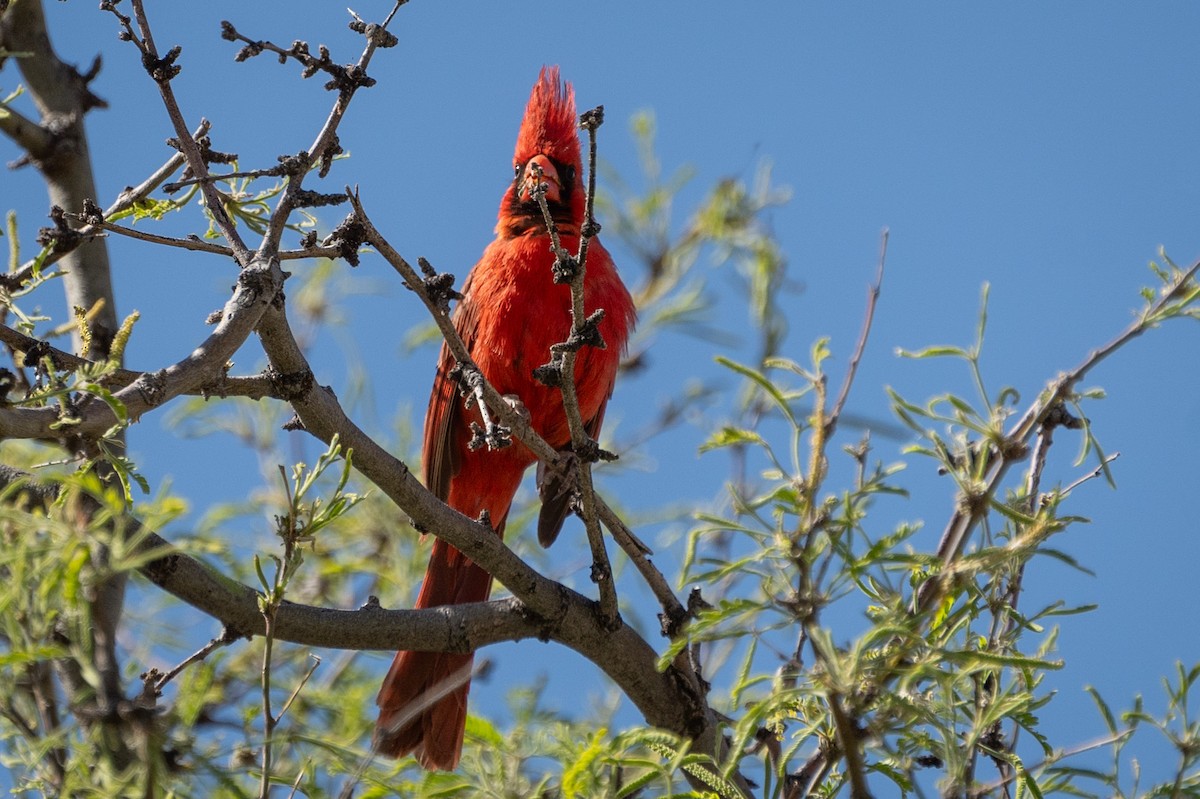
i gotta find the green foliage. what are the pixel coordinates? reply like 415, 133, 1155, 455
664, 258, 1200, 797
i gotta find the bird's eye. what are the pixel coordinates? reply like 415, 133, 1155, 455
514, 163, 522, 177
562, 165, 576, 186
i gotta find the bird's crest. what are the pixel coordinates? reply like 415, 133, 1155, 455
515, 66, 580, 170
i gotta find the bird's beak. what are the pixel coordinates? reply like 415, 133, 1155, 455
519, 154, 561, 204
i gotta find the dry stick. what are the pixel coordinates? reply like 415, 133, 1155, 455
276, 654, 321, 723
148, 627, 240, 693
530, 109, 620, 628
463, 370, 509, 450
88, 219, 231, 256
258, 1, 405, 254
10, 120, 210, 282
77, 217, 343, 262
595, 502, 685, 623
124, 1, 252, 265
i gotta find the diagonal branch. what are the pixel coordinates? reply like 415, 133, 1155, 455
0, 323, 281, 401
8, 120, 210, 287
919, 255, 1200, 613
257, 3, 403, 254
0, 254, 284, 439
118, 0, 252, 264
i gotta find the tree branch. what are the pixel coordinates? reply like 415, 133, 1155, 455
7, 120, 210, 287
115, 0, 252, 264
0, 323, 282, 401
256, 4, 401, 254
0, 100, 56, 160
0, 254, 285, 439
918, 255, 1200, 614
531, 106, 620, 628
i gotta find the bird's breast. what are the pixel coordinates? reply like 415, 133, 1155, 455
467, 236, 623, 448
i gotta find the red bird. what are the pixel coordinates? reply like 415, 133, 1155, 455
374, 67, 636, 771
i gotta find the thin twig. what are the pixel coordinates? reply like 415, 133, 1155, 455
1060, 452, 1120, 496
147, 626, 241, 692
919, 256, 1200, 614
69, 215, 343, 262
596, 503, 687, 627
122, 0, 252, 264
9, 120, 210, 284
827, 228, 888, 437
531, 108, 619, 627
276, 654, 321, 722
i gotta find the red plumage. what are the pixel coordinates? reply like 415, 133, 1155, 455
374, 67, 636, 771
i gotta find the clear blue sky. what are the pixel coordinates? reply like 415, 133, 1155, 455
5, 0, 1199, 789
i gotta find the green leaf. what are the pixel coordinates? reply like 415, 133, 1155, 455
699, 425, 766, 453
715, 355, 797, 426
896, 345, 968, 359
562, 728, 608, 797
1085, 685, 1118, 735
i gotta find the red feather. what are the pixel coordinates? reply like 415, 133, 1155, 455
374, 67, 636, 771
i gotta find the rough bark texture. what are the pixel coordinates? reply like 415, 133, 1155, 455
2, 0, 126, 760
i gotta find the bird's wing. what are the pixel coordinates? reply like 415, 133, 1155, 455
535, 390, 612, 548
422, 274, 480, 501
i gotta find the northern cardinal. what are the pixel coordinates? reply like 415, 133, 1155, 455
374, 67, 636, 770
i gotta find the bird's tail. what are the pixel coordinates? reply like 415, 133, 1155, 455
374, 537, 494, 770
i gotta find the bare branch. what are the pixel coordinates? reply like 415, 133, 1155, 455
10, 120, 210, 285
257, 4, 403, 254
827, 228, 888, 437
0, 322, 282, 400
116, 0, 252, 263
0, 254, 285, 439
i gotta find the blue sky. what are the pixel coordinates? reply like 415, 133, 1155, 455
5, 0, 1200, 789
